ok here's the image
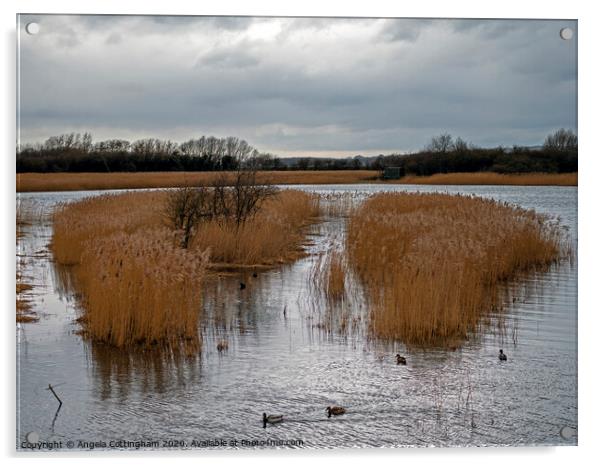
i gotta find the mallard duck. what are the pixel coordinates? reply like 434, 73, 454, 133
498, 349, 507, 361
216, 340, 228, 352
326, 406, 346, 418
396, 354, 407, 365
263, 413, 283, 428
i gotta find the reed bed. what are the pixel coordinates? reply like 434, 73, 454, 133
76, 230, 209, 349
346, 192, 570, 346
18, 171, 576, 192
52, 191, 166, 265
392, 172, 577, 186
16, 278, 37, 323
18, 170, 378, 192
52, 192, 209, 349
193, 190, 320, 266
51, 189, 319, 348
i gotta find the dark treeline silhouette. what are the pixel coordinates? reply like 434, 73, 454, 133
16, 129, 577, 174
16, 134, 278, 173
367, 130, 577, 176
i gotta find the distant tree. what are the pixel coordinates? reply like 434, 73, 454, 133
296, 158, 311, 170
426, 133, 454, 153
543, 129, 577, 153
82, 132, 93, 152
95, 139, 131, 153
272, 158, 284, 170
452, 137, 469, 152
370, 155, 385, 171
351, 156, 363, 170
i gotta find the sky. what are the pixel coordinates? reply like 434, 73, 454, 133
17, 15, 577, 157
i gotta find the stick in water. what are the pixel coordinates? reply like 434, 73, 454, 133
47, 384, 62, 407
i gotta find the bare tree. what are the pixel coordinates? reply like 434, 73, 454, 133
210, 168, 277, 227
230, 170, 277, 227
165, 187, 212, 248
165, 171, 276, 247
543, 128, 578, 153
426, 133, 454, 153
453, 137, 469, 152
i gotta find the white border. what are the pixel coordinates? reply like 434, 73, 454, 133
3, 1, 601, 465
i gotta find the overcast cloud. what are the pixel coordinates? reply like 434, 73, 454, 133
17, 15, 577, 156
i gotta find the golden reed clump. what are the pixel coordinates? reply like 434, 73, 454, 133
78, 229, 209, 348
51, 189, 319, 348
52, 192, 209, 349
193, 189, 320, 266
346, 192, 570, 346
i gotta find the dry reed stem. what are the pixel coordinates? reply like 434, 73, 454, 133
16, 278, 38, 323
346, 192, 570, 346
312, 251, 346, 302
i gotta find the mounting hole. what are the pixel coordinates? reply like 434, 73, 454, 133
559, 27, 573, 40
25, 22, 40, 35
560, 425, 577, 440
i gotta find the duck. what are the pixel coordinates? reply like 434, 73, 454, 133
216, 340, 228, 352
396, 354, 407, 365
498, 349, 507, 361
263, 413, 283, 428
240, 282, 246, 290
326, 406, 346, 418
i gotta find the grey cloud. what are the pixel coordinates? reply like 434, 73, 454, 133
17, 15, 577, 155
381, 19, 431, 42
105, 32, 122, 45
197, 48, 260, 69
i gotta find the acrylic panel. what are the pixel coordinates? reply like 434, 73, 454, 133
16, 15, 577, 451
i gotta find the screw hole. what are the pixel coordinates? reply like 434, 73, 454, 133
559, 28, 573, 40
25, 22, 40, 35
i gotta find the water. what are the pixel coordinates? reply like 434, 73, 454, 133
16, 184, 577, 450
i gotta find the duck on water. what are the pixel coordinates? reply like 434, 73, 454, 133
326, 406, 346, 418
263, 413, 283, 428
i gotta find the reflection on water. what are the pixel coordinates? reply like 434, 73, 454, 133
16, 185, 577, 449
86, 343, 203, 401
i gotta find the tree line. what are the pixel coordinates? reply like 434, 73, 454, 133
16, 134, 278, 173
16, 129, 577, 174
367, 129, 577, 176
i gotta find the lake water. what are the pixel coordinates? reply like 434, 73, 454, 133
16, 184, 577, 450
